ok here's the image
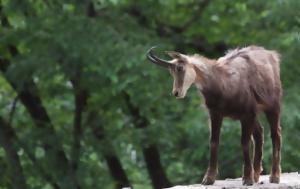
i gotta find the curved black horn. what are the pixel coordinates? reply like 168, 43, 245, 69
146, 46, 173, 68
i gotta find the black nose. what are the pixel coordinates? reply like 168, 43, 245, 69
174, 91, 179, 97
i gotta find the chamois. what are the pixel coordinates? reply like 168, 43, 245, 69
146, 46, 282, 185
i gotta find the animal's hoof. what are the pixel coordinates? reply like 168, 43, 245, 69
269, 176, 280, 183
254, 167, 262, 183
201, 176, 215, 185
243, 178, 254, 185
254, 173, 260, 183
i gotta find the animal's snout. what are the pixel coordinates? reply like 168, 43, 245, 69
173, 91, 179, 97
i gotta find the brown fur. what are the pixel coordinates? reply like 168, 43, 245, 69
166, 46, 282, 185
199, 46, 281, 118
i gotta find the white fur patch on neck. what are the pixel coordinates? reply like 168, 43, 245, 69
195, 82, 203, 90
187, 57, 208, 72
186, 56, 210, 91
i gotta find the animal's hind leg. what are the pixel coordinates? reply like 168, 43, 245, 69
265, 107, 281, 183
252, 120, 264, 183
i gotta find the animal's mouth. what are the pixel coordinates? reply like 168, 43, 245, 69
175, 93, 185, 99
173, 89, 186, 99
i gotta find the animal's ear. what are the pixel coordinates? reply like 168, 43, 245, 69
165, 51, 183, 59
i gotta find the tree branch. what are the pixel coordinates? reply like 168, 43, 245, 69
0, 4, 9, 27
87, 1, 96, 18
8, 96, 19, 125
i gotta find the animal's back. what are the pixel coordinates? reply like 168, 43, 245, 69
213, 46, 282, 114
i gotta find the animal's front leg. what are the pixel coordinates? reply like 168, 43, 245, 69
202, 112, 223, 185
240, 117, 255, 185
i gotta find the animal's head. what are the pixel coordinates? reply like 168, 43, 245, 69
147, 47, 197, 98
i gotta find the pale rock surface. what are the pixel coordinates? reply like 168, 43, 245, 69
166, 172, 300, 189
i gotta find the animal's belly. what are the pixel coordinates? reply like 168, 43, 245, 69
256, 103, 267, 112
203, 91, 268, 119
206, 101, 267, 119
221, 110, 246, 120
206, 103, 247, 118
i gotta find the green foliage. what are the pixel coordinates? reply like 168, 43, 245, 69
0, 0, 300, 188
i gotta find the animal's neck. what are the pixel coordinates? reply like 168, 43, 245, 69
191, 57, 217, 91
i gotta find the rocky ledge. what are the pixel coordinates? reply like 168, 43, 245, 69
166, 172, 300, 189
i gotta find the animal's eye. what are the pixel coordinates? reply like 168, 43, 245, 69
176, 66, 183, 72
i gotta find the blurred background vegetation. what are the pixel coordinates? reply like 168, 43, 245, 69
0, 0, 300, 189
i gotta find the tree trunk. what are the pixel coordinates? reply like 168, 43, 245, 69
69, 77, 89, 189
104, 154, 132, 189
89, 112, 131, 189
123, 92, 172, 189
142, 145, 172, 189
0, 117, 27, 189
